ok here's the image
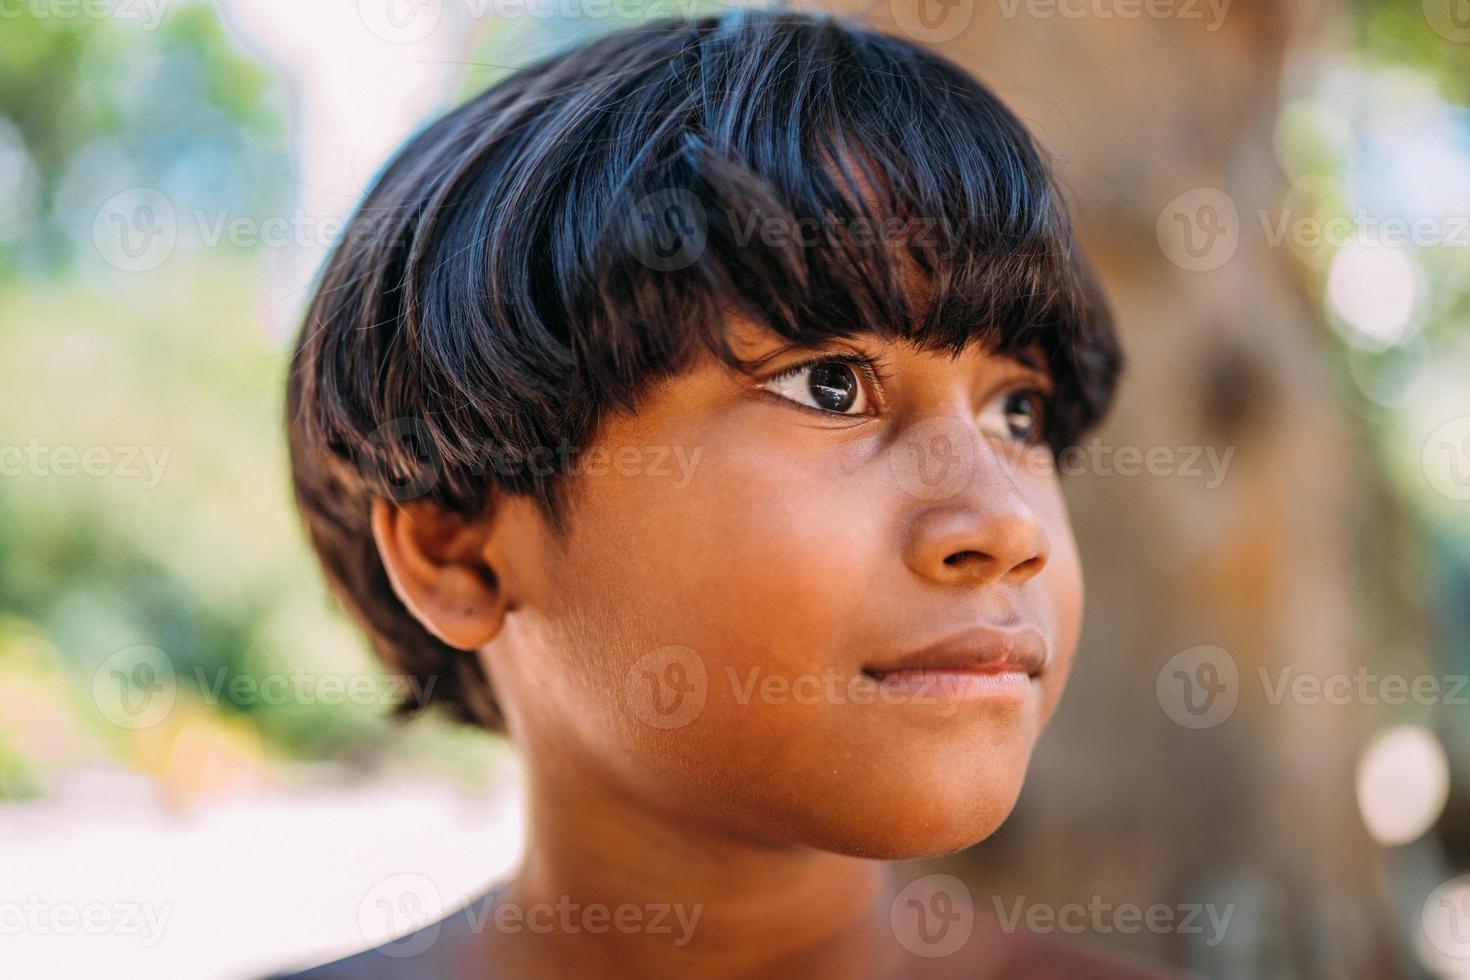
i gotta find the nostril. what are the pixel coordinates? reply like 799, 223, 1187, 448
944, 550, 984, 566
1014, 554, 1045, 576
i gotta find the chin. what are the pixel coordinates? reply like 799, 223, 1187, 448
630, 695, 1047, 860
777, 746, 1036, 861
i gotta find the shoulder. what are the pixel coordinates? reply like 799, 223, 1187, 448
264, 888, 504, 980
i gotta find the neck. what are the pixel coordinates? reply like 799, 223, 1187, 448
480, 762, 902, 980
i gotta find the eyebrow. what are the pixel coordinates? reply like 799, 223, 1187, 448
1008, 344, 1048, 373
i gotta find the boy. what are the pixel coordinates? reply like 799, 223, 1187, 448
280, 8, 1172, 978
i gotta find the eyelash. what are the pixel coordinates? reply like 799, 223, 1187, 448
762, 353, 1053, 445
765, 353, 890, 416
994, 388, 1052, 446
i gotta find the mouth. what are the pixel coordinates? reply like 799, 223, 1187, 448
861, 625, 1049, 701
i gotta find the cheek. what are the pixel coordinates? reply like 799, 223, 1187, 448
531, 418, 1088, 857
553, 422, 887, 721
1026, 477, 1085, 724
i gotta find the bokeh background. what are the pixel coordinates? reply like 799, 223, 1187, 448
1, 0, 1467, 977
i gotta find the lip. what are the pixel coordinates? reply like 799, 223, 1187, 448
864, 625, 1049, 681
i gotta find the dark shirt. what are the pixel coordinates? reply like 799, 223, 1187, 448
266, 885, 1185, 979
267, 886, 507, 980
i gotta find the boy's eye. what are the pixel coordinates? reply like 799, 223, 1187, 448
763, 359, 872, 415
981, 388, 1048, 444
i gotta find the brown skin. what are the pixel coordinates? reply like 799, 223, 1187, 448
370, 315, 1095, 979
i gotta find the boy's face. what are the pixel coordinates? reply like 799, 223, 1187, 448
473, 315, 1084, 859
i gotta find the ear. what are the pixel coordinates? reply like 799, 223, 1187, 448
370, 498, 510, 650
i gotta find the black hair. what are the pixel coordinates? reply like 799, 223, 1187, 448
286, 8, 1121, 730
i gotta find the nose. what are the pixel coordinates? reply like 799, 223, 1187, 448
900, 436, 1051, 588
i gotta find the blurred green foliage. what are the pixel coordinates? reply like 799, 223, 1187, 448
1357, 0, 1470, 103
0, 5, 285, 273
0, 4, 501, 799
